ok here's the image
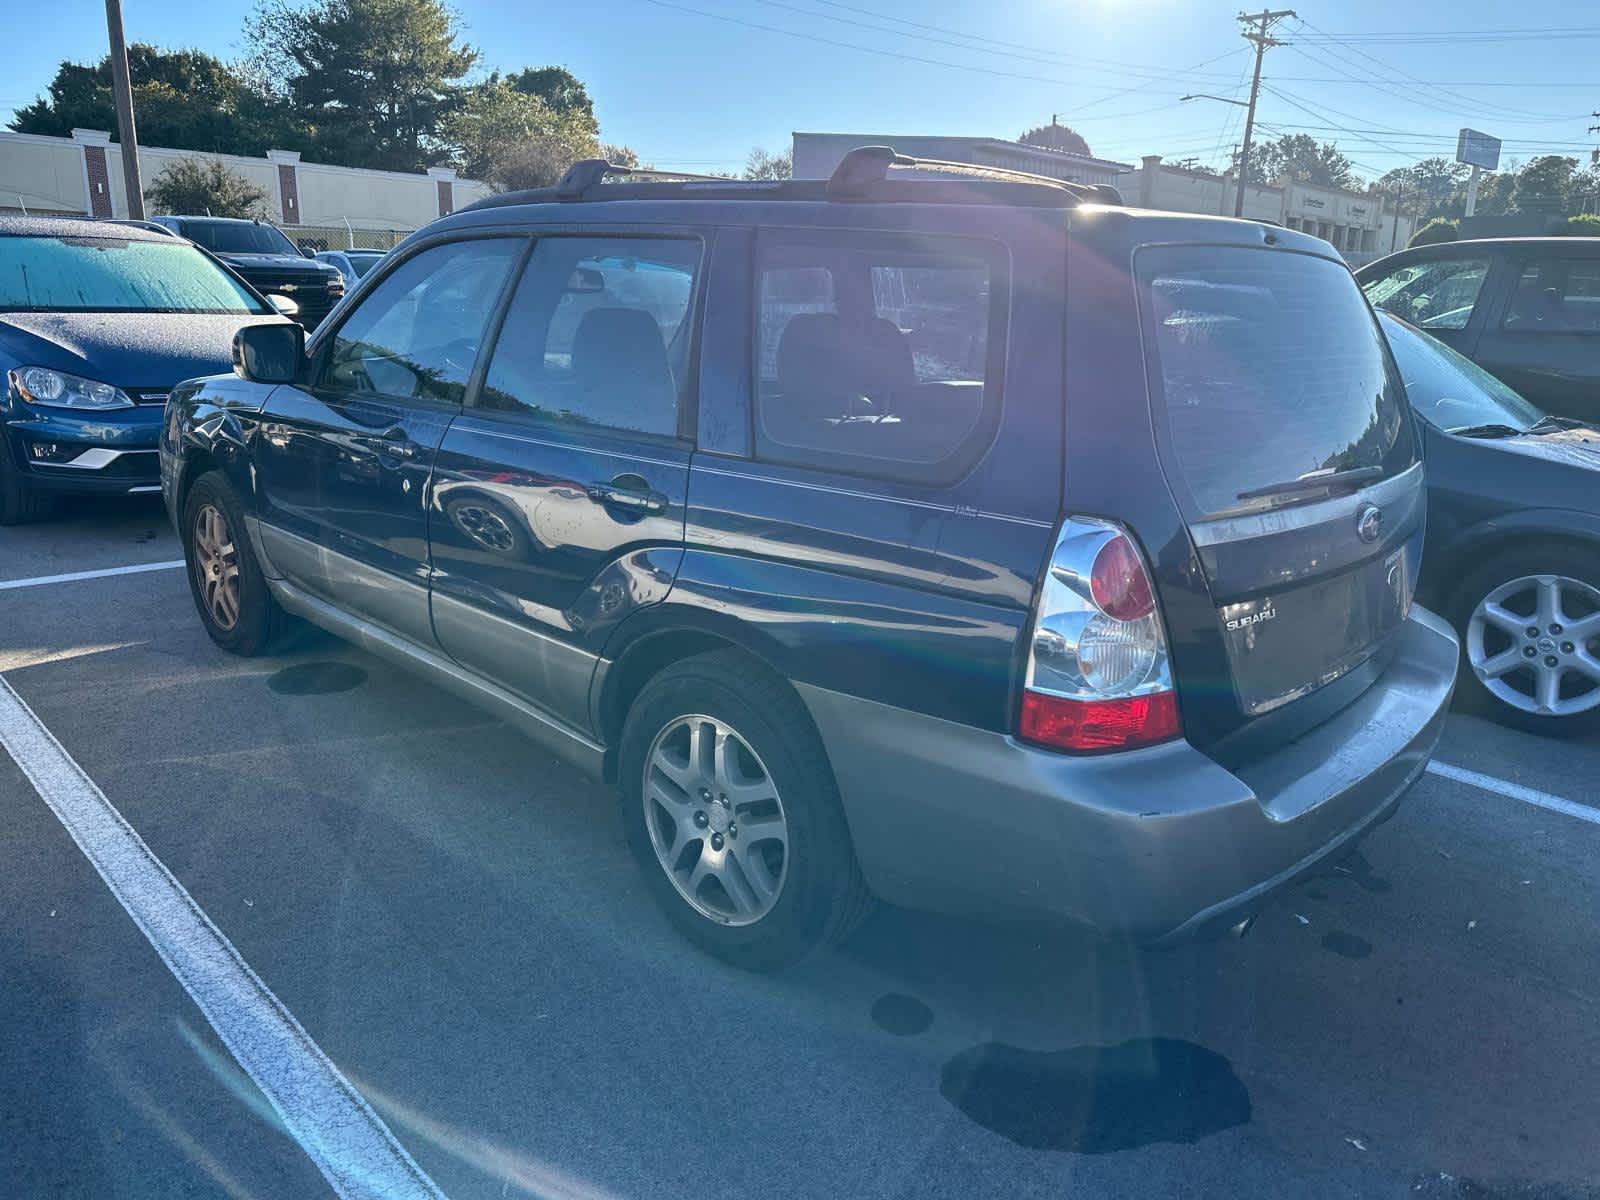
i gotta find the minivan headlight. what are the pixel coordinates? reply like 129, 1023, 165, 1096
11, 367, 134, 411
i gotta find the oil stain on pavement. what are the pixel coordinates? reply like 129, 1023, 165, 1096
1321, 931, 1374, 959
940, 1037, 1249, 1152
267, 662, 369, 696
871, 993, 934, 1036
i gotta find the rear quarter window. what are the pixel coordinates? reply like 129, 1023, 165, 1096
1139, 245, 1415, 519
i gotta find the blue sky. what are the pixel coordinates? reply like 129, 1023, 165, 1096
7, 0, 1599, 183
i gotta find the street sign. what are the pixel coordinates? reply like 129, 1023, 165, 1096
1456, 129, 1502, 172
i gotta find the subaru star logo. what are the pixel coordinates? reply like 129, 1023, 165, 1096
1356, 504, 1383, 543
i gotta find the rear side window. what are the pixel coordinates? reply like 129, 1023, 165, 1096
1140, 246, 1414, 519
1503, 258, 1600, 332
754, 231, 1002, 482
477, 236, 702, 438
1362, 257, 1489, 331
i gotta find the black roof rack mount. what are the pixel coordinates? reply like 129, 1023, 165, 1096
554, 159, 728, 201
824, 145, 1122, 205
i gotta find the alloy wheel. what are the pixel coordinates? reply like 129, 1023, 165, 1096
1467, 573, 1600, 717
642, 714, 789, 926
192, 502, 242, 632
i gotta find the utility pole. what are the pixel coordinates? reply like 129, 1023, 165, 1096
1234, 8, 1295, 218
104, 0, 144, 219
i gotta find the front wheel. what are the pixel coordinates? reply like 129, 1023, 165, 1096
1450, 545, 1600, 736
618, 651, 873, 971
181, 471, 285, 656
0, 451, 50, 525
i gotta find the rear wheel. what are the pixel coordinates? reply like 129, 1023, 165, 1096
181, 471, 284, 656
1450, 545, 1600, 736
618, 650, 873, 971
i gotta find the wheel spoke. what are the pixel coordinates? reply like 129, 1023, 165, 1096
1571, 650, 1600, 687
730, 842, 780, 906
1566, 611, 1600, 646
1476, 648, 1522, 680
1536, 577, 1564, 628
1478, 601, 1525, 637
1535, 664, 1561, 713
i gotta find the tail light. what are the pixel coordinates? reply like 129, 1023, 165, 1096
1020, 517, 1181, 753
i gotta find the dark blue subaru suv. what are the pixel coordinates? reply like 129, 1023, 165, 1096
161, 150, 1459, 969
0, 216, 287, 523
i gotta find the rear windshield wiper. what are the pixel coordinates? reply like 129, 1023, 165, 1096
1237, 465, 1385, 502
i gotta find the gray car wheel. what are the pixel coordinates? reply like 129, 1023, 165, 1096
1451, 545, 1600, 736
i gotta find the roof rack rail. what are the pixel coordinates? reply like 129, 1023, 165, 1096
824, 145, 1122, 205
554, 158, 728, 201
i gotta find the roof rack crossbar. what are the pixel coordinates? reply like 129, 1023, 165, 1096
554, 159, 728, 201
824, 145, 1121, 205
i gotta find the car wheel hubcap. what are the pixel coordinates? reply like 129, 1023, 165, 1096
192, 503, 241, 632
642, 714, 788, 926
1468, 574, 1600, 717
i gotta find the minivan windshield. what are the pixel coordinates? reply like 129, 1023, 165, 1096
1139, 246, 1414, 518
176, 219, 302, 256
0, 234, 270, 314
1378, 311, 1544, 433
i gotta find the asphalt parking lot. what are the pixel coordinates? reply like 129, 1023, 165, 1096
4, 496, 1600, 1200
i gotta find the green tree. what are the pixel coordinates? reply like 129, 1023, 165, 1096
1409, 217, 1459, 247
743, 147, 792, 180
9, 45, 298, 155
1556, 213, 1600, 236
145, 157, 270, 217
1237, 134, 1360, 190
1376, 158, 1471, 219
1513, 155, 1579, 214
1019, 123, 1091, 157
245, 0, 477, 171
601, 144, 641, 169
504, 66, 592, 119
445, 81, 599, 190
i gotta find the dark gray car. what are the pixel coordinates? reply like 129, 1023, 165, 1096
1358, 237, 1600, 423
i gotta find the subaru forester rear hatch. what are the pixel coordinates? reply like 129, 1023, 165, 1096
1137, 242, 1421, 727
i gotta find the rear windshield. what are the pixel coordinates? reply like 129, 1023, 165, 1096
177, 220, 301, 256
1138, 245, 1414, 518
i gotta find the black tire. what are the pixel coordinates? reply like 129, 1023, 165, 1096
180, 471, 285, 656
618, 650, 874, 971
0, 451, 50, 525
1448, 543, 1600, 737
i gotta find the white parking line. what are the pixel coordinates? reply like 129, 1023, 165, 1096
0, 677, 446, 1200
1427, 760, 1600, 827
0, 560, 184, 591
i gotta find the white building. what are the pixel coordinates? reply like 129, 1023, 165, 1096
0, 128, 492, 247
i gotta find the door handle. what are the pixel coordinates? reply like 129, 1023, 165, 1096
370, 426, 416, 459
593, 478, 667, 515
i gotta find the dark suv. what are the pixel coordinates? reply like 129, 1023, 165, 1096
161, 151, 1458, 969
150, 216, 345, 329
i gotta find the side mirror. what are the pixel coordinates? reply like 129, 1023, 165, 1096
233, 323, 305, 384
266, 293, 300, 318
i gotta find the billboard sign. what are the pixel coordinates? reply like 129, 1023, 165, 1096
1456, 129, 1502, 172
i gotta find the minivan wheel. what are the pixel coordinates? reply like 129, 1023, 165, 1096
1450, 545, 1600, 736
181, 471, 284, 656
618, 650, 873, 971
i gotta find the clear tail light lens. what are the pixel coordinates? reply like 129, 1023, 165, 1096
1020, 517, 1180, 753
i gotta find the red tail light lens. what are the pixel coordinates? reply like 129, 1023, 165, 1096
1089, 534, 1155, 620
1020, 691, 1182, 753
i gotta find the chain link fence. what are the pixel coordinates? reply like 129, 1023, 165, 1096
285, 224, 414, 254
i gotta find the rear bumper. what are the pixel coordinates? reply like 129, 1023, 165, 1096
799, 604, 1458, 943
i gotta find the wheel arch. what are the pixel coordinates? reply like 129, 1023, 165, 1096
592, 608, 803, 784
1428, 509, 1600, 611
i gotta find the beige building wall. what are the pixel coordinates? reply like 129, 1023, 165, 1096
0, 129, 490, 233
